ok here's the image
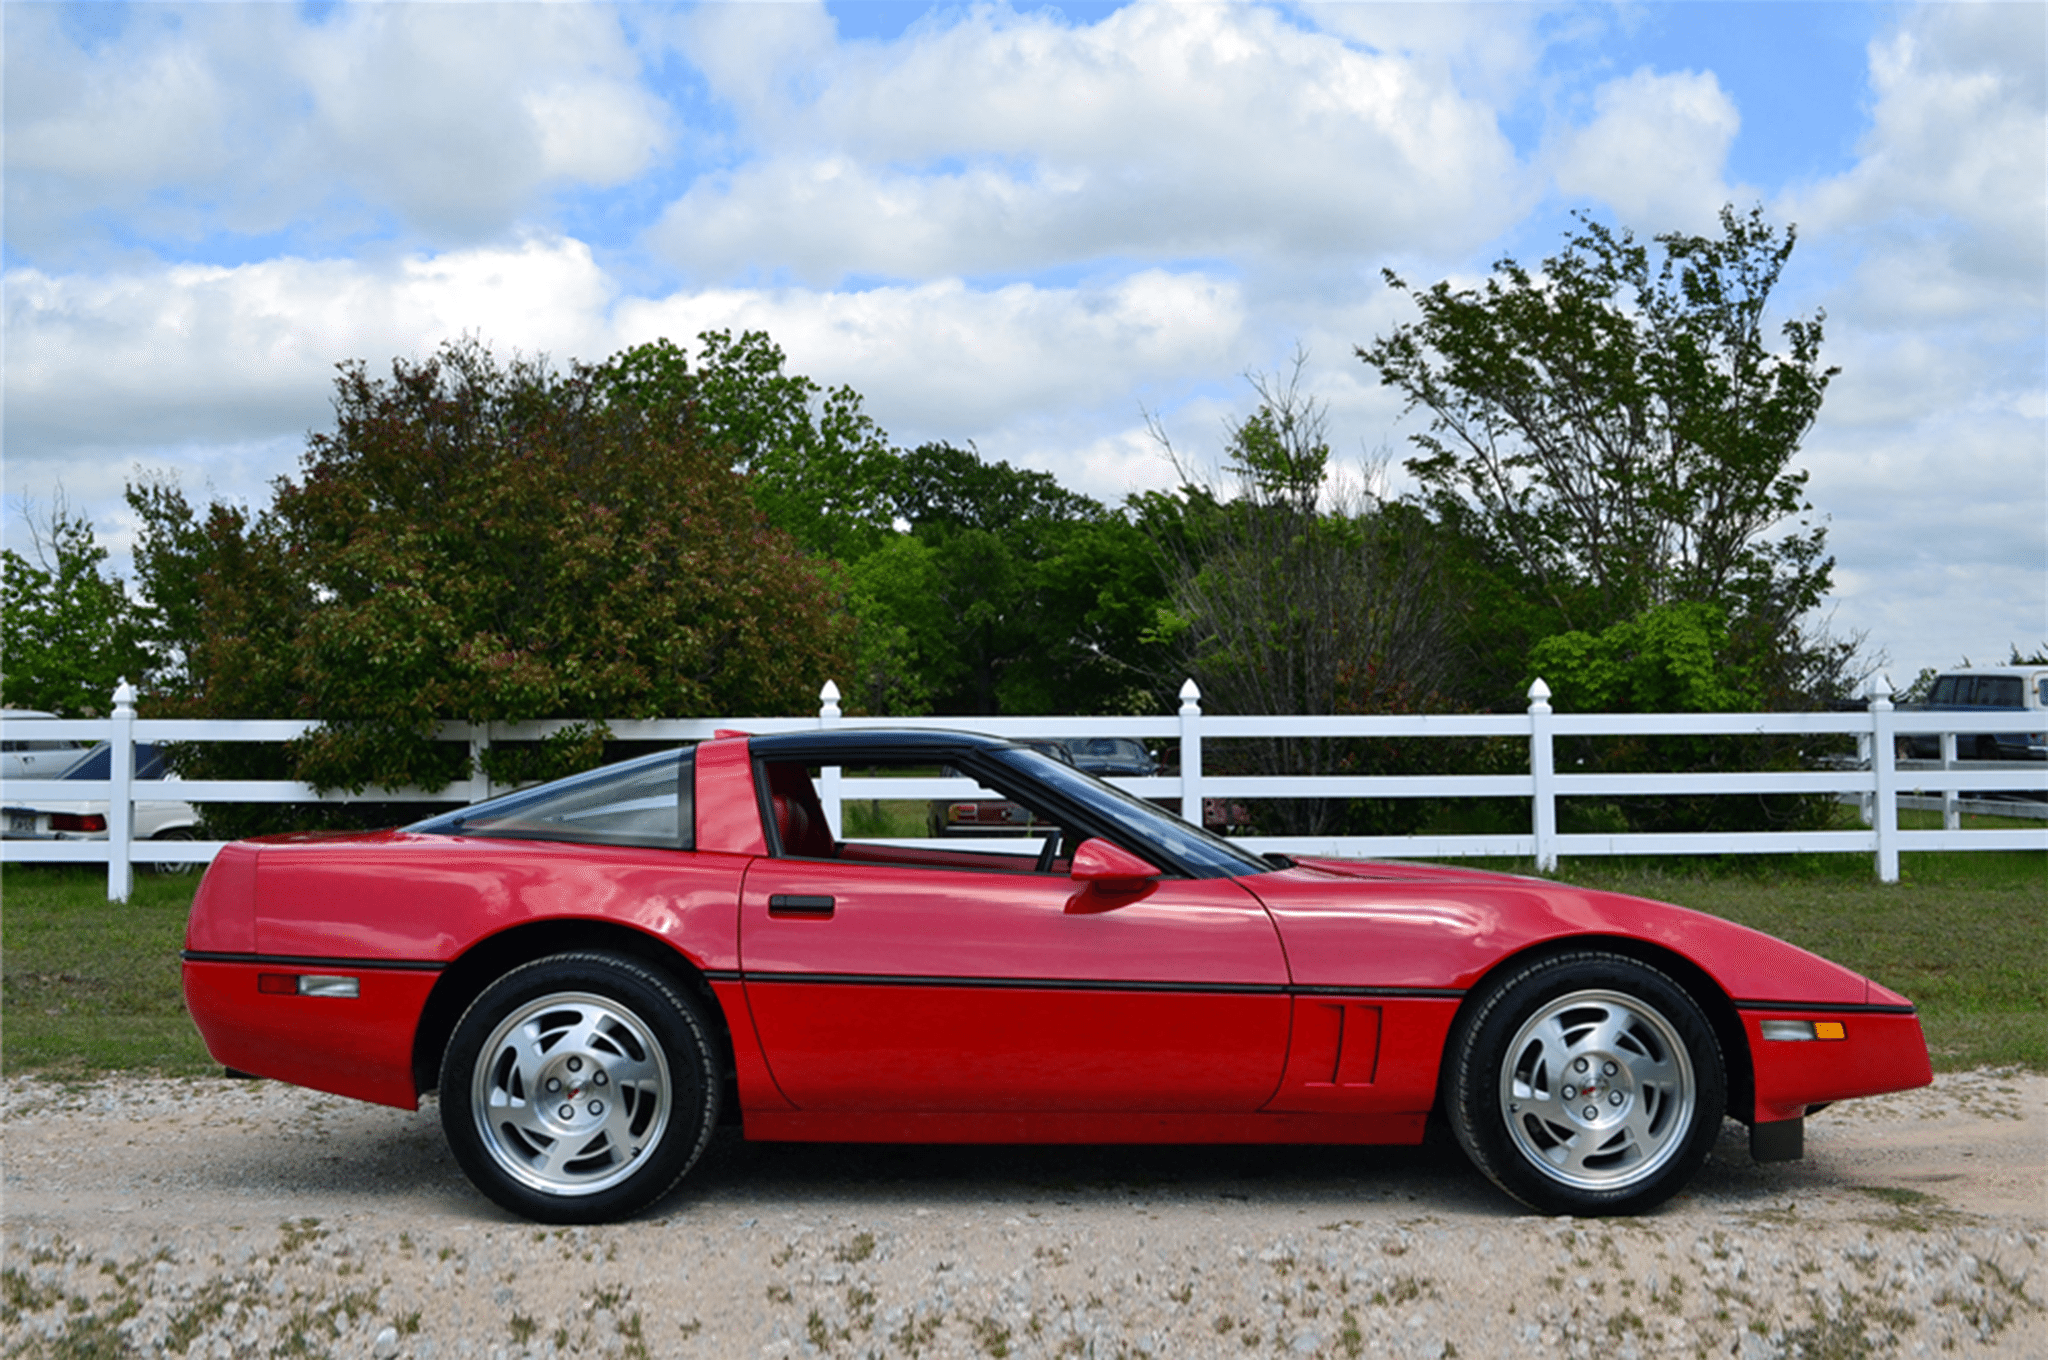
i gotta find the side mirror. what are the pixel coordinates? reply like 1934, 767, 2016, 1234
1068, 838, 1161, 889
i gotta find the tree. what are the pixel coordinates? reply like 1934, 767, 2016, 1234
0, 501, 153, 716
839, 534, 958, 716
1360, 206, 1844, 707
839, 442, 1168, 717
130, 338, 851, 819
593, 331, 903, 562
1140, 362, 1457, 835
1527, 602, 1839, 835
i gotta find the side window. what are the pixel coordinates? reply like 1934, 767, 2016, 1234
1929, 677, 1961, 705
2036, 677, 2048, 708
414, 749, 694, 849
1980, 677, 2022, 707
776, 754, 1068, 874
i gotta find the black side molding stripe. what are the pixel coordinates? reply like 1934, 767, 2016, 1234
1291, 984, 1467, 1000
1733, 999, 1918, 1016
183, 950, 444, 973
737, 972, 1464, 999
743, 972, 1281, 994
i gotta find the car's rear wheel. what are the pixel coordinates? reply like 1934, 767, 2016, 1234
1444, 951, 1725, 1216
440, 952, 718, 1223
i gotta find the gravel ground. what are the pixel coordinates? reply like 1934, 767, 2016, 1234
2, 1069, 2042, 1359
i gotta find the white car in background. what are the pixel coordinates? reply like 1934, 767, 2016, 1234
2, 741, 201, 872
1, 709, 90, 780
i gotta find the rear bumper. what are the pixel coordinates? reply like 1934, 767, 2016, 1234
182, 955, 438, 1109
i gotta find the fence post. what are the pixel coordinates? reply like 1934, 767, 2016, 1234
1855, 713, 1875, 827
1528, 679, 1557, 874
1939, 731, 1960, 830
1178, 679, 1203, 827
1870, 676, 1900, 882
818, 680, 843, 839
468, 722, 493, 805
107, 679, 136, 903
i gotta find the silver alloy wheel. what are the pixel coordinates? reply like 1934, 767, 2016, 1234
470, 990, 672, 1197
1497, 987, 1696, 1192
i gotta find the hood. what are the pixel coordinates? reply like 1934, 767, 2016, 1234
1245, 858, 1880, 1007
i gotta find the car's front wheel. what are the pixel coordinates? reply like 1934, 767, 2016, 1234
440, 952, 719, 1223
1443, 950, 1725, 1216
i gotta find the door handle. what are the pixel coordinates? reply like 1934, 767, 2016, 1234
768, 894, 835, 918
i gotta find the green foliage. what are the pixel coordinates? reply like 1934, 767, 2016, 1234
0, 504, 153, 716
1533, 603, 1834, 834
1530, 603, 1759, 714
594, 330, 903, 562
1137, 364, 1462, 835
586, 337, 1170, 717
840, 535, 957, 715
1361, 206, 1846, 709
129, 338, 850, 819
1012, 512, 1173, 715
842, 442, 1171, 717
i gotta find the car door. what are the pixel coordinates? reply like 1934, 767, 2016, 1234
738, 772, 1291, 1113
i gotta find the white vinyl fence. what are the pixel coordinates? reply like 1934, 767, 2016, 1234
3, 678, 2043, 901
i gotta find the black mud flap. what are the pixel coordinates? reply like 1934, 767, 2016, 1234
1750, 1116, 1804, 1163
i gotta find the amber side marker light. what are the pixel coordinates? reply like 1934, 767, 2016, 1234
257, 973, 359, 998
1761, 1019, 1846, 1041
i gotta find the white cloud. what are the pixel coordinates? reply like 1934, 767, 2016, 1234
3, 239, 618, 464
1292, 0, 1563, 107
3, 2, 671, 256
1549, 67, 1742, 231
1778, 3, 2048, 676
612, 268, 1251, 439
1791, 2, 2045, 303
650, 0, 1527, 281
3, 242, 1253, 510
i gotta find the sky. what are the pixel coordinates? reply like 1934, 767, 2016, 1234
4, 0, 2043, 690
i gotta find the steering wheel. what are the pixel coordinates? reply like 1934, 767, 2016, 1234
1034, 831, 1061, 874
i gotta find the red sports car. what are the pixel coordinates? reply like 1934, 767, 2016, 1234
182, 729, 1931, 1224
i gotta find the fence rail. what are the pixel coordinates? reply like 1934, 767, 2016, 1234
3, 678, 2042, 900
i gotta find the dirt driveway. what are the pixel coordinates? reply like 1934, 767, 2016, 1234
3, 1069, 2042, 1358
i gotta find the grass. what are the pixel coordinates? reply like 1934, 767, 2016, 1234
1, 865, 220, 1077
2, 832, 2041, 1078
841, 798, 933, 838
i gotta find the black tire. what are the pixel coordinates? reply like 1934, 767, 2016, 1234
440, 952, 719, 1223
1442, 950, 1725, 1216
144, 828, 199, 876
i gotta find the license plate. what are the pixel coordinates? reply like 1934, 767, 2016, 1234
8, 812, 39, 835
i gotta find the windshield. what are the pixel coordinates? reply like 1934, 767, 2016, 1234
988, 745, 1269, 879
410, 748, 694, 849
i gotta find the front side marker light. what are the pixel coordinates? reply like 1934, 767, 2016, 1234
1761, 1019, 1846, 1041
258, 973, 359, 998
